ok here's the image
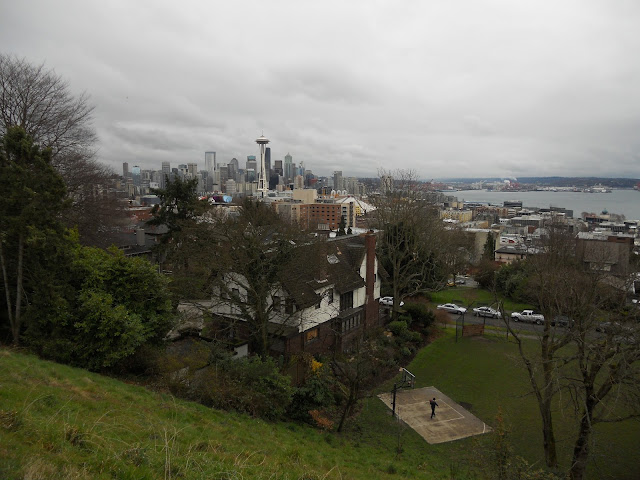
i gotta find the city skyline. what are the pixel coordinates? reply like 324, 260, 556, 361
2, 2, 640, 179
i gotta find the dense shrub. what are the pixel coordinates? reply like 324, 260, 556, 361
193, 356, 293, 420
388, 320, 408, 337
474, 259, 500, 289
25, 242, 174, 371
494, 261, 532, 303
288, 366, 335, 423
403, 303, 435, 328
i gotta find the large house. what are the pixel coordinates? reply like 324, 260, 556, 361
208, 231, 384, 356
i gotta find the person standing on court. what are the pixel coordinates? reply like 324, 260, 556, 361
430, 397, 438, 419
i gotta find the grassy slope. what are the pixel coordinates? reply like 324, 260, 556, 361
1, 330, 638, 480
0, 348, 450, 480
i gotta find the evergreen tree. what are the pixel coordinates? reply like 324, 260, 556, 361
0, 127, 69, 344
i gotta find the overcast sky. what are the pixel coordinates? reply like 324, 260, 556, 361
2, 1, 640, 180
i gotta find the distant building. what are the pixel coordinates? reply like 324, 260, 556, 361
284, 153, 293, 182
333, 171, 343, 191
440, 209, 473, 223
205, 151, 216, 173
575, 232, 634, 275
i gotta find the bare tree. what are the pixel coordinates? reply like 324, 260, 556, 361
373, 169, 447, 318
0, 54, 126, 246
0, 54, 95, 158
161, 199, 327, 357
502, 225, 640, 478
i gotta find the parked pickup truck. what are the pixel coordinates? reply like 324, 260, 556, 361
511, 310, 545, 325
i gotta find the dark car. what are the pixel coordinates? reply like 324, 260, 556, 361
551, 316, 573, 328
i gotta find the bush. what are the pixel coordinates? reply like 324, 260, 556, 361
25, 243, 174, 371
403, 303, 435, 328
288, 367, 335, 423
388, 320, 408, 337
192, 356, 293, 420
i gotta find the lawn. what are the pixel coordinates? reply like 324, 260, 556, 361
361, 329, 640, 480
0, 347, 461, 480
1, 332, 638, 480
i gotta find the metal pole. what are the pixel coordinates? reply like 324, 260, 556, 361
392, 384, 397, 417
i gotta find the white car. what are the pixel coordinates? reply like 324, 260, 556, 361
379, 296, 404, 307
472, 306, 501, 318
437, 303, 467, 315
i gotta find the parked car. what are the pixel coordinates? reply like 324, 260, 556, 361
437, 303, 467, 315
511, 310, 545, 325
379, 296, 404, 307
455, 278, 466, 285
596, 322, 636, 343
473, 306, 501, 318
551, 316, 573, 328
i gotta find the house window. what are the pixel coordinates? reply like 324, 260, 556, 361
340, 291, 353, 311
328, 290, 334, 304
285, 298, 295, 314
272, 296, 281, 313
305, 328, 319, 343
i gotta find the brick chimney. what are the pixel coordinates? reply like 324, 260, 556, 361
364, 230, 379, 329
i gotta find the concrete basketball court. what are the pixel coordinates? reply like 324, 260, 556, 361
378, 386, 491, 444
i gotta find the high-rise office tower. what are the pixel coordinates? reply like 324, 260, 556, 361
265, 147, 271, 177
284, 153, 293, 182
161, 161, 171, 178
205, 151, 216, 173
246, 155, 257, 172
187, 163, 198, 178
132, 165, 141, 186
123, 162, 129, 178
228, 158, 239, 182
274, 160, 283, 176
256, 134, 270, 197
333, 171, 343, 192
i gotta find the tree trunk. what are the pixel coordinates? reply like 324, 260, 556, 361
337, 387, 355, 433
0, 241, 15, 339
540, 402, 558, 468
570, 404, 594, 480
0, 235, 24, 345
540, 340, 558, 468
12, 235, 24, 345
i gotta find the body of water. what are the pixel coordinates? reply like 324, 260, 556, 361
454, 189, 640, 220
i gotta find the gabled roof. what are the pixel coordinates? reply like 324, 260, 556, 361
279, 234, 380, 307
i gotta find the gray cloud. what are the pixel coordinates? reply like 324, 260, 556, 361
2, 0, 640, 179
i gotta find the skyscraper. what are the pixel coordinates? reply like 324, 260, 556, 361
246, 155, 257, 172
228, 158, 239, 182
131, 165, 141, 186
205, 151, 216, 173
123, 162, 129, 179
333, 171, 343, 192
284, 153, 293, 182
265, 147, 271, 177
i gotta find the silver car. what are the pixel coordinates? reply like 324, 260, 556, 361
472, 306, 501, 318
437, 303, 467, 315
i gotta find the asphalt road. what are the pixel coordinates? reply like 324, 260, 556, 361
446, 312, 570, 334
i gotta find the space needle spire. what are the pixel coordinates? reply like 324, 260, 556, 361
256, 133, 270, 198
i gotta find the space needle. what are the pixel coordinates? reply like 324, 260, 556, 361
256, 134, 270, 198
